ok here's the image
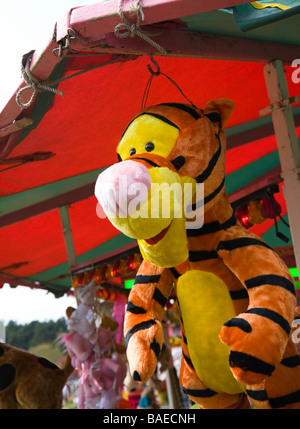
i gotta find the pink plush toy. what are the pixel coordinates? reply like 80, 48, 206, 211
63, 283, 127, 409
63, 331, 93, 369
113, 294, 127, 345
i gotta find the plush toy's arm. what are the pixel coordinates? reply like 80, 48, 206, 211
217, 227, 296, 385
124, 260, 174, 383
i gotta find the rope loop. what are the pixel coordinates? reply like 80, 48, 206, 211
16, 50, 64, 109
114, 0, 168, 55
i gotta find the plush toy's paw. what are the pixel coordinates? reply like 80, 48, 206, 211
220, 310, 289, 385
125, 319, 163, 384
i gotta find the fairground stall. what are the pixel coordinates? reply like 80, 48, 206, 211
1, 0, 300, 409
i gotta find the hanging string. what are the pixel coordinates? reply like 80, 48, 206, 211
141, 74, 153, 110
274, 218, 289, 243
142, 55, 197, 110
265, 188, 290, 228
114, 0, 168, 56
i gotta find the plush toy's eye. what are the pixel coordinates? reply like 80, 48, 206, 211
129, 148, 136, 156
145, 142, 155, 152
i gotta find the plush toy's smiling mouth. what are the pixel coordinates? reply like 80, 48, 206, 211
144, 224, 170, 245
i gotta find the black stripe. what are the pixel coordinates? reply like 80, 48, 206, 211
186, 212, 236, 237
122, 112, 180, 138
221, 212, 237, 230
245, 307, 291, 335
204, 112, 221, 125
183, 387, 217, 398
158, 103, 200, 120
170, 155, 185, 171
245, 274, 296, 296
204, 177, 225, 205
229, 350, 275, 376
170, 267, 181, 279
224, 317, 252, 333
153, 288, 168, 307
125, 319, 156, 347
246, 389, 268, 402
179, 312, 184, 326
196, 137, 222, 183
134, 274, 161, 284
189, 176, 225, 212
183, 352, 194, 370
189, 249, 218, 262
150, 339, 161, 359
138, 112, 180, 129
281, 355, 300, 368
269, 389, 300, 409
130, 157, 160, 168
217, 237, 272, 252
229, 289, 249, 300
126, 301, 146, 314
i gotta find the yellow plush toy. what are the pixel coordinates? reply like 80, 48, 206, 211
95, 100, 300, 409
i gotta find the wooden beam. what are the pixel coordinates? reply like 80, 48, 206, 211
57, 0, 251, 40
71, 241, 139, 275
0, 118, 34, 138
0, 182, 95, 228
227, 114, 300, 150
0, 167, 106, 228
0, 271, 69, 295
228, 165, 282, 205
69, 28, 300, 64
59, 205, 77, 269
263, 60, 300, 272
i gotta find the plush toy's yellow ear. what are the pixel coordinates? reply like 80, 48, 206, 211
203, 98, 235, 127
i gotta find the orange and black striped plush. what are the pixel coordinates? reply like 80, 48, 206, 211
95, 99, 300, 409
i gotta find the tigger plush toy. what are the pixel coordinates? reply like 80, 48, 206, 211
95, 99, 300, 409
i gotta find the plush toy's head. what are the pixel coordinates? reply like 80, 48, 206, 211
0, 344, 73, 409
95, 99, 234, 268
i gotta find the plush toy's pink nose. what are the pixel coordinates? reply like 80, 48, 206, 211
95, 160, 151, 217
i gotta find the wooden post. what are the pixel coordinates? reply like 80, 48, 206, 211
263, 60, 300, 272
59, 205, 77, 269
162, 314, 184, 409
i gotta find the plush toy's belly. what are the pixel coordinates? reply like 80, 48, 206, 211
177, 270, 244, 394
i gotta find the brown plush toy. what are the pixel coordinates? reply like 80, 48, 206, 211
0, 343, 73, 408
95, 100, 300, 409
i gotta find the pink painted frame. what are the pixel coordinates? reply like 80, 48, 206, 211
56, 0, 252, 40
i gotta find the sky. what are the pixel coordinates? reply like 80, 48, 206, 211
0, 284, 76, 325
0, 0, 96, 325
0, 0, 96, 109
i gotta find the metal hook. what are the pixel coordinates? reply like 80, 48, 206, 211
52, 28, 77, 57
147, 55, 160, 76
52, 42, 64, 58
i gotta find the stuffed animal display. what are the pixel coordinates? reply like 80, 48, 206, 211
95, 100, 300, 409
63, 281, 127, 409
0, 343, 73, 408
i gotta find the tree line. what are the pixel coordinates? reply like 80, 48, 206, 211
5, 318, 68, 350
